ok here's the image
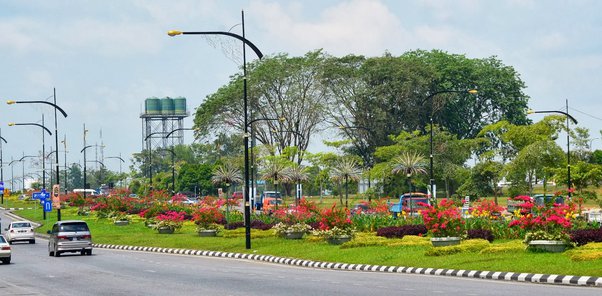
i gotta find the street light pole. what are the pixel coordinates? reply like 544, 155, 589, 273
527, 101, 578, 199
168, 10, 264, 250
106, 156, 125, 188
7, 89, 68, 220
0, 130, 6, 204
426, 89, 477, 205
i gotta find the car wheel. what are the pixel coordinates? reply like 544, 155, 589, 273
53, 245, 60, 257
30, 239, 36, 244
8, 241, 12, 245
87, 250, 92, 256
1, 257, 10, 264
49, 250, 54, 256
80, 250, 86, 256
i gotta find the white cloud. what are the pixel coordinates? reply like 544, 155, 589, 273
533, 32, 568, 51
250, 0, 406, 55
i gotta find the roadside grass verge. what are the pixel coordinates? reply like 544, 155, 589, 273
9, 205, 602, 278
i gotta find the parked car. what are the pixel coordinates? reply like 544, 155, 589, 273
47, 220, 93, 257
263, 196, 283, 213
389, 192, 430, 217
255, 191, 282, 211
533, 194, 564, 207
0, 235, 10, 264
351, 203, 370, 215
4, 221, 35, 244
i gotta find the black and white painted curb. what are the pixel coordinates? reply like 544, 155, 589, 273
94, 243, 602, 287
0, 206, 36, 211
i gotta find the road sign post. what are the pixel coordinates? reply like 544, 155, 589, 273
52, 184, 61, 210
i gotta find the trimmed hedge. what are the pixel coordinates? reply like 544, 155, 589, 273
467, 229, 494, 242
376, 225, 427, 239
570, 228, 602, 246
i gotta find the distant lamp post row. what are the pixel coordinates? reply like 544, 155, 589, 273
527, 100, 578, 198
427, 89, 477, 204
7, 89, 68, 220
0, 131, 6, 204
169, 10, 264, 250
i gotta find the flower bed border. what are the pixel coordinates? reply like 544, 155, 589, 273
93, 243, 602, 287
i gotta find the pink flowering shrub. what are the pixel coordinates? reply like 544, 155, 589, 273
419, 199, 465, 238
153, 211, 186, 231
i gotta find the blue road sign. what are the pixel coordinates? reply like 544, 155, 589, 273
0, 181, 4, 191
44, 200, 52, 212
33, 189, 50, 201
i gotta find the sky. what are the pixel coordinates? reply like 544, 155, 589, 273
1, 0, 601, 189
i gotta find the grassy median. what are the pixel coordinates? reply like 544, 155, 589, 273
5, 199, 601, 278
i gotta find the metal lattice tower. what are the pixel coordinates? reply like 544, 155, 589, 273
141, 97, 189, 151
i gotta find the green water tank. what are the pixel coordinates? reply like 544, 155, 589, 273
145, 97, 161, 115
174, 97, 187, 115
161, 97, 174, 115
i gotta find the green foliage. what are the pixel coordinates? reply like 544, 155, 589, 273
425, 239, 490, 256
479, 240, 525, 254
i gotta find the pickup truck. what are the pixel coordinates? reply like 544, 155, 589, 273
389, 192, 430, 217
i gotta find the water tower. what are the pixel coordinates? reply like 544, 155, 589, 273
141, 97, 189, 151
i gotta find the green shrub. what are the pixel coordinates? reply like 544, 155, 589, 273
425, 239, 490, 256
480, 241, 525, 254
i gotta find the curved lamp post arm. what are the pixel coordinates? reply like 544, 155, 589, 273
168, 30, 264, 59
164, 128, 195, 139
145, 132, 166, 141
106, 156, 125, 163
87, 160, 106, 168
8, 123, 52, 136
7, 100, 68, 118
19, 155, 37, 161
80, 145, 94, 153
527, 109, 578, 125
0, 136, 7, 144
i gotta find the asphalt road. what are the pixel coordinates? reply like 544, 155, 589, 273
1, 210, 601, 296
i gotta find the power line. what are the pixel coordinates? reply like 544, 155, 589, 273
569, 107, 602, 122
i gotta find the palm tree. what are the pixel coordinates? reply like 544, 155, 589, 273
391, 152, 428, 212
260, 161, 291, 198
211, 164, 243, 196
330, 158, 362, 208
285, 165, 309, 205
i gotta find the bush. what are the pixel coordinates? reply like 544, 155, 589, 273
425, 239, 490, 256
376, 225, 427, 239
570, 228, 602, 246
223, 220, 274, 230
467, 229, 495, 242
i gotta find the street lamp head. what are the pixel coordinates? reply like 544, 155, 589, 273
8, 123, 15, 126
526, 109, 535, 114
168, 30, 183, 36
468, 89, 478, 95
6, 100, 16, 105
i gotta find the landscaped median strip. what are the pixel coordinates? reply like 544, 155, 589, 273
94, 243, 602, 287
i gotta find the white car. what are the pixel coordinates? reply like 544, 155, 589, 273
4, 221, 36, 244
0, 235, 11, 264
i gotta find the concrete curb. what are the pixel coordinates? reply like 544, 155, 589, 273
94, 243, 602, 287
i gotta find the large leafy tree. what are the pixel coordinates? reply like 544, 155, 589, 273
194, 51, 328, 164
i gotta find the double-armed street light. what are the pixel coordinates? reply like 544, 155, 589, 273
9, 118, 53, 192
0, 132, 6, 204
169, 10, 264, 249
527, 100, 578, 198
163, 127, 195, 194
7, 89, 68, 220
106, 155, 125, 188
426, 89, 477, 205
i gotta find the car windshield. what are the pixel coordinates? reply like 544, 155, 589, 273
12, 222, 32, 228
59, 223, 89, 232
